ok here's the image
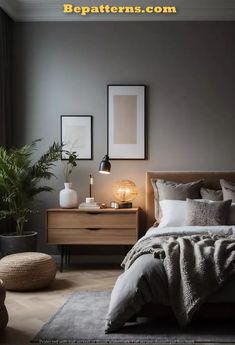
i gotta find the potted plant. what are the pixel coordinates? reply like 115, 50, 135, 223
63, 150, 78, 183
0, 139, 62, 256
59, 150, 78, 208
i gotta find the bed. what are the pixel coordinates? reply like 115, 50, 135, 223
105, 171, 235, 333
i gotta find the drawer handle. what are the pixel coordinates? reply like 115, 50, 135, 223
86, 228, 101, 231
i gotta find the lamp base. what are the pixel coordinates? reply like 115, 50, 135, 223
119, 202, 132, 209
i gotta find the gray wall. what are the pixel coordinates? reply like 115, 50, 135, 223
13, 21, 235, 254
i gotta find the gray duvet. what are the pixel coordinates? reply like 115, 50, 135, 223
105, 226, 235, 333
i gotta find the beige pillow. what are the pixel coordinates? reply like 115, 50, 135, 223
200, 187, 223, 201
185, 199, 232, 226
151, 179, 204, 222
220, 179, 235, 202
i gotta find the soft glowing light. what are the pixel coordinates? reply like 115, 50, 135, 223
112, 180, 138, 202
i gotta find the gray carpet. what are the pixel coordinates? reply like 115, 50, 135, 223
33, 290, 235, 344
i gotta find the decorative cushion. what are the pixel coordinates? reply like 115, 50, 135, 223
158, 200, 187, 228
220, 179, 235, 202
200, 187, 223, 201
151, 179, 204, 222
0, 252, 57, 291
184, 199, 232, 226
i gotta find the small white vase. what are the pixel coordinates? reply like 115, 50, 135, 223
59, 183, 78, 208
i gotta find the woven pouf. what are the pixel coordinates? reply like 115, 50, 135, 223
0, 279, 8, 329
0, 252, 57, 291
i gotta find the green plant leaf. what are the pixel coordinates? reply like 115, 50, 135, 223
0, 140, 62, 235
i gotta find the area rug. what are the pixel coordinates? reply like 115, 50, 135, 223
32, 291, 235, 344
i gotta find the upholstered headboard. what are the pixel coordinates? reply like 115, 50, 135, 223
146, 171, 235, 229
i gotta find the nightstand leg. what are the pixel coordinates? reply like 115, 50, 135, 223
65, 245, 69, 265
68, 246, 71, 265
60, 245, 64, 273
64, 246, 67, 265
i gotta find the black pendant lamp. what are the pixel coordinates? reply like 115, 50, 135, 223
99, 155, 111, 174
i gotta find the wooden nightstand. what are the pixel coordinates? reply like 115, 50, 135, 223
46, 208, 140, 271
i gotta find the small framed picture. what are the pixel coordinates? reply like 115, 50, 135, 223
61, 115, 93, 160
107, 85, 146, 159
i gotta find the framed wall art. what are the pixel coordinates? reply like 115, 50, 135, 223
61, 115, 93, 160
107, 85, 146, 159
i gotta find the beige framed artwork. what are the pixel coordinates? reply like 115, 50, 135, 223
61, 115, 93, 160
107, 85, 146, 159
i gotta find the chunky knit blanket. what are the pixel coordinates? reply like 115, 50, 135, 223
122, 233, 235, 326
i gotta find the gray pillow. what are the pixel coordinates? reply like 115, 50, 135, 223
220, 179, 235, 202
156, 179, 204, 200
151, 179, 204, 222
200, 187, 223, 201
184, 198, 232, 226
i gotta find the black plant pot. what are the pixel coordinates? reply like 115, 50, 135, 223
0, 231, 38, 257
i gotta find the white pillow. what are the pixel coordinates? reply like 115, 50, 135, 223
158, 200, 235, 227
158, 200, 186, 228
228, 203, 235, 225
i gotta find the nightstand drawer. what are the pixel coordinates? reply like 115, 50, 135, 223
47, 227, 137, 245
47, 211, 136, 229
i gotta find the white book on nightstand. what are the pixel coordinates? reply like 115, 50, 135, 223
79, 202, 100, 209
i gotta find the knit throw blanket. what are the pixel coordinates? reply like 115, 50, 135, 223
122, 233, 235, 326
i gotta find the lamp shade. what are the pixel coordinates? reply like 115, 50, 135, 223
99, 155, 111, 174
112, 180, 138, 207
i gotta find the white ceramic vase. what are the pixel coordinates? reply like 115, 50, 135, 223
59, 183, 78, 208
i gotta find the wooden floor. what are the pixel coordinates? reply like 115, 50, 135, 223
0, 264, 121, 345
0, 264, 231, 345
